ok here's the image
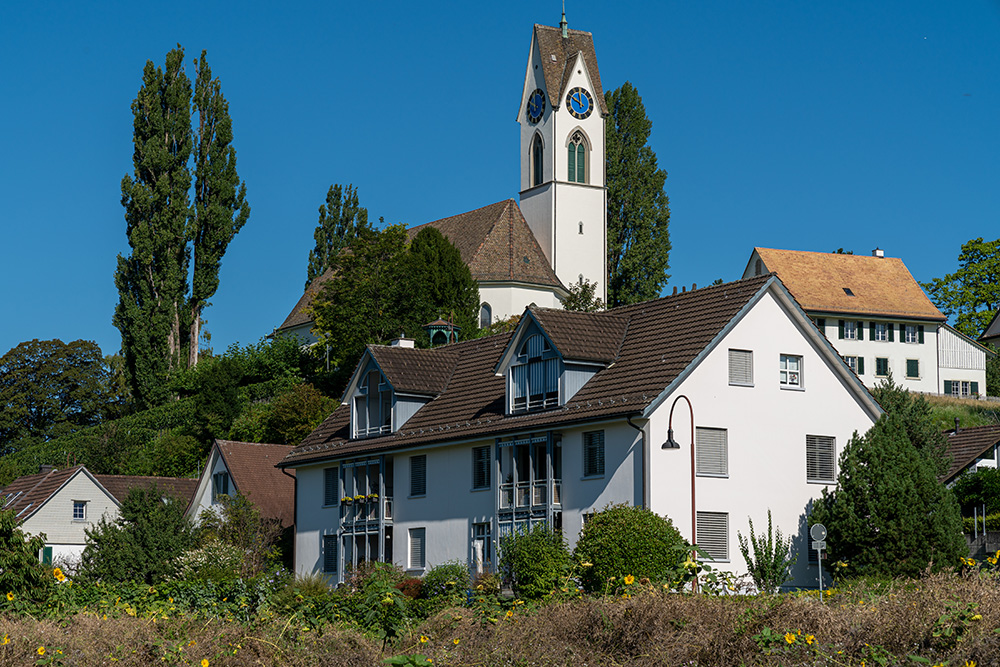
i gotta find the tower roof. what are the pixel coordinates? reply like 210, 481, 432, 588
533, 23, 609, 116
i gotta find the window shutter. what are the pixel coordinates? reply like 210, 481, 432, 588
906, 359, 919, 378
323, 535, 339, 573
857, 357, 864, 375
583, 431, 605, 477
838, 320, 844, 339
696, 428, 728, 476
324, 468, 339, 505
817, 318, 826, 332
972, 382, 980, 395
41, 546, 53, 566
857, 322, 863, 340
409, 528, 426, 568
888, 324, 894, 342
870, 322, 876, 339
410, 455, 427, 496
577, 143, 586, 183
918, 325, 924, 344
567, 144, 576, 182
728, 349, 753, 385
472, 446, 490, 489
944, 380, 952, 395
806, 435, 836, 483
695, 512, 728, 561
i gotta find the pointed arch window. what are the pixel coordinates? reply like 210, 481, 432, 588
530, 134, 544, 187
480, 303, 492, 328
567, 131, 588, 183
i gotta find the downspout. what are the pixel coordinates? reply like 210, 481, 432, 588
280, 467, 297, 574
626, 415, 648, 509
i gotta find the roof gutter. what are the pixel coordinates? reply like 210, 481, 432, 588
626, 415, 648, 510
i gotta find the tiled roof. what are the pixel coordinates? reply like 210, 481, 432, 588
282, 274, 773, 467
276, 268, 334, 332
215, 440, 296, 526
980, 310, 1000, 344
1, 466, 85, 520
530, 308, 628, 364
93, 475, 198, 505
408, 200, 564, 289
533, 24, 609, 116
751, 248, 945, 321
370, 345, 459, 396
942, 424, 1000, 483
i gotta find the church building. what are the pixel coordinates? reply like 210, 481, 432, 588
275, 17, 608, 343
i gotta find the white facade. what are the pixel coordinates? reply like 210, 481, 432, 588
187, 447, 233, 523
479, 282, 563, 324
938, 325, 989, 397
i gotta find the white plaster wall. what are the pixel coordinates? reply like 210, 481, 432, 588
519, 185, 554, 262
647, 290, 878, 589
51, 544, 86, 568
479, 283, 562, 324
187, 449, 228, 522
293, 464, 340, 578
21, 473, 119, 552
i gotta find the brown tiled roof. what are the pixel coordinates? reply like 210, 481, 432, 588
369, 345, 459, 396
215, 440, 296, 526
282, 275, 774, 467
942, 424, 1000, 483
530, 308, 628, 364
408, 200, 564, 289
276, 269, 334, 333
1, 466, 85, 520
533, 24, 609, 116
752, 248, 945, 321
93, 475, 198, 505
980, 310, 1000, 345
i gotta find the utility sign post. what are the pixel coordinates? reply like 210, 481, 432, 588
810, 523, 827, 599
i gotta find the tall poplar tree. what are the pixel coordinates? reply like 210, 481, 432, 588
306, 183, 370, 288
604, 82, 671, 308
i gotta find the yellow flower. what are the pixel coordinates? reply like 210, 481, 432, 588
505, 610, 513, 619
972, 614, 983, 621
1, 635, 9, 645
38, 647, 46, 656
580, 561, 593, 567
5, 592, 12, 601
624, 575, 635, 585
202, 660, 210, 667
804, 634, 815, 645
784, 632, 796, 644
963, 661, 976, 667
452, 638, 460, 645
514, 599, 524, 605
420, 635, 429, 643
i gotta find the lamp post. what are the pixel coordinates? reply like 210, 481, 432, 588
663, 394, 696, 592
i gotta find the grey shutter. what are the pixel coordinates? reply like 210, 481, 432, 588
324, 468, 339, 505
696, 427, 728, 476
323, 535, 339, 573
583, 431, 605, 477
728, 349, 753, 385
806, 435, 836, 482
473, 446, 490, 489
695, 512, 728, 561
410, 455, 427, 496
409, 528, 426, 568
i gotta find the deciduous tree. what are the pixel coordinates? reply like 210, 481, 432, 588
922, 237, 1000, 338
306, 183, 370, 288
605, 81, 671, 307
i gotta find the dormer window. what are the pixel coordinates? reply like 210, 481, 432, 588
510, 334, 560, 413
354, 369, 393, 438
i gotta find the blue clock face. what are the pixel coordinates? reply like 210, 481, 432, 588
526, 89, 546, 123
566, 87, 594, 120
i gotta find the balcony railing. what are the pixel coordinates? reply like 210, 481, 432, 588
340, 497, 392, 524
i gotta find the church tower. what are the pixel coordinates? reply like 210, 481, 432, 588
518, 16, 608, 303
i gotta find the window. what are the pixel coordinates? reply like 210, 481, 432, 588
510, 334, 560, 413
696, 511, 729, 561
212, 472, 230, 501
40, 546, 53, 566
695, 428, 728, 477
472, 446, 490, 490
806, 435, 836, 483
410, 455, 426, 497
567, 131, 587, 183
324, 467, 339, 506
906, 359, 920, 379
472, 522, 493, 573
353, 369, 393, 438
779, 354, 802, 388
72, 501, 87, 521
842, 355, 863, 375
323, 535, 338, 573
480, 303, 492, 329
409, 527, 426, 569
947, 380, 979, 397
530, 133, 543, 187
905, 324, 924, 344
583, 431, 605, 477
578, 221, 584, 235
871, 322, 893, 342
875, 357, 889, 377
840, 320, 858, 340
728, 349, 753, 386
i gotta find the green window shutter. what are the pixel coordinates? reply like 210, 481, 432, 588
857, 322, 863, 340
918, 325, 924, 344
888, 324, 895, 342
567, 144, 576, 182
972, 382, 980, 395
817, 318, 825, 331
944, 380, 952, 395
857, 357, 864, 375
838, 320, 845, 339
41, 546, 52, 565
870, 322, 876, 339
577, 143, 586, 182
906, 359, 919, 378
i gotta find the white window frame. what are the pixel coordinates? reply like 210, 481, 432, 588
843, 320, 857, 340
843, 355, 858, 375
905, 324, 919, 343
695, 511, 729, 562
72, 500, 87, 521
695, 427, 728, 477
509, 334, 561, 413
874, 322, 888, 342
353, 369, 393, 439
779, 354, 802, 389
728, 349, 753, 386
806, 435, 836, 484
212, 471, 230, 502
409, 527, 426, 570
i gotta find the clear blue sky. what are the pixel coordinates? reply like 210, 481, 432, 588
2, 1, 998, 357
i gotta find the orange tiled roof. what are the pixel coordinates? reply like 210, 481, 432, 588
752, 248, 945, 321
215, 440, 296, 526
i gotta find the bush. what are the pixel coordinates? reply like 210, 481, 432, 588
952, 467, 1000, 516
421, 559, 470, 598
737, 509, 796, 594
0, 505, 53, 603
195, 493, 283, 579
499, 523, 571, 599
573, 503, 687, 593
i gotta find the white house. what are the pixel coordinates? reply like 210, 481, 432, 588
0, 466, 196, 567
278, 273, 881, 589
942, 423, 1000, 485
274, 19, 608, 340
743, 247, 990, 396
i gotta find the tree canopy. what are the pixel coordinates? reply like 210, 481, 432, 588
306, 183, 370, 288
605, 81, 671, 308
922, 237, 1000, 338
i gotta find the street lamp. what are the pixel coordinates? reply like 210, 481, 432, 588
664, 394, 697, 592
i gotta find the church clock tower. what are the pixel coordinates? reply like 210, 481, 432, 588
518, 15, 608, 304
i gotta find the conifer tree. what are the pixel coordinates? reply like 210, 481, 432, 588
306, 184, 370, 288
605, 81, 671, 307
403, 226, 480, 341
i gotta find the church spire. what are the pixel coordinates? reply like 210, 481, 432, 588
560, 2, 568, 37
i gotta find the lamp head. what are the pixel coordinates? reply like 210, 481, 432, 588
662, 427, 681, 449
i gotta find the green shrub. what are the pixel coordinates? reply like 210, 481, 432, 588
0, 505, 53, 603
573, 503, 687, 593
962, 511, 1000, 533
499, 523, 571, 599
737, 509, 796, 594
421, 559, 470, 598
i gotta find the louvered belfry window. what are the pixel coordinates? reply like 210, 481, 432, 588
696, 511, 729, 561
728, 349, 753, 386
806, 435, 836, 483
696, 427, 728, 477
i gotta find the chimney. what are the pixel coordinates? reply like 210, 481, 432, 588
692, 283, 697, 291
872, 247, 884, 258
955, 417, 960, 434
390, 336, 415, 349
39, 464, 55, 475
672, 286, 678, 295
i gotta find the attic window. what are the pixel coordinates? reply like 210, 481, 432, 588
510, 334, 560, 413
354, 369, 393, 438
843, 288, 855, 296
